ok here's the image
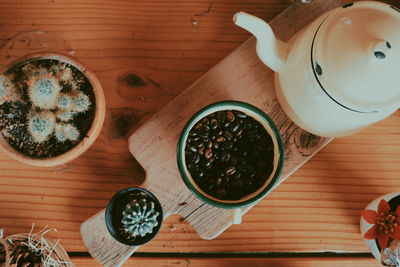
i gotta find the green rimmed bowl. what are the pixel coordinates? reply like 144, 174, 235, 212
177, 101, 284, 217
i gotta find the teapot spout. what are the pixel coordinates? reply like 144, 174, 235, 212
233, 12, 289, 72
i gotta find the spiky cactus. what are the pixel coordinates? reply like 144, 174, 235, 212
57, 94, 73, 110
55, 110, 74, 122
28, 73, 61, 110
72, 91, 91, 112
54, 124, 68, 142
0, 76, 18, 105
1, 62, 92, 144
63, 124, 80, 141
27, 112, 56, 143
121, 198, 160, 238
54, 123, 80, 142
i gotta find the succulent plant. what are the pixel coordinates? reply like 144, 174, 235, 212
57, 67, 73, 81
121, 198, 160, 238
0, 75, 18, 105
72, 91, 91, 112
54, 124, 67, 142
27, 112, 56, 143
63, 124, 80, 141
28, 75, 61, 110
57, 94, 73, 110
1, 62, 92, 145
55, 110, 74, 122
54, 123, 80, 142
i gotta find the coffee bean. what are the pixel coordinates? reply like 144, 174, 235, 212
207, 183, 215, 191
217, 111, 225, 123
233, 171, 241, 180
230, 155, 238, 165
207, 141, 212, 149
198, 145, 205, 155
223, 130, 233, 141
194, 122, 203, 129
220, 151, 231, 162
225, 166, 236, 176
204, 148, 213, 159
210, 119, 218, 130
204, 160, 213, 169
229, 121, 241, 134
226, 111, 235, 122
187, 163, 195, 170
216, 177, 222, 186
189, 136, 201, 143
195, 141, 204, 148
221, 121, 230, 129
234, 111, 246, 119
193, 154, 200, 164
216, 136, 225, 142
189, 146, 197, 153
213, 141, 220, 150
197, 127, 209, 138
202, 117, 210, 125
243, 119, 253, 130
222, 140, 233, 150
195, 168, 204, 178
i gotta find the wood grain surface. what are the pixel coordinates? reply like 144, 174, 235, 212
71, 256, 382, 267
81, 1, 340, 264
0, 0, 399, 264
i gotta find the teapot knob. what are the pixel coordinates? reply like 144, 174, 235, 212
371, 40, 392, 61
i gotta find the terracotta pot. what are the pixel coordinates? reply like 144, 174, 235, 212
0, 52, 106, 167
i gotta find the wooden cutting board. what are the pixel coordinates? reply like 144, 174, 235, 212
80, 0, 341, 265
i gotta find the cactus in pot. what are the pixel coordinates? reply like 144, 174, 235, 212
105, 187, 164, 246
0, 53, 105, 166
121, 198, 160, 238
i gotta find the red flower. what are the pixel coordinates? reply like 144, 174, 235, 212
362, 199, 400, 249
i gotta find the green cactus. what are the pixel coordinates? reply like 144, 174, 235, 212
28, 75, 61, 110
63, 124, 80, 141
0, 75, 19, 105
54, 124, 68, 142
55, 110, 74, 122
121, 198, 160, 238
54, 123, 80, 142
57, 94, 73, 110
27, 112, 56, 143
72, 91, 91, 112
7, 63, 92, 144
57, 67, 73, 81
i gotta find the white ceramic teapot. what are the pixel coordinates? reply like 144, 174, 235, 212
234, 1, 400, 137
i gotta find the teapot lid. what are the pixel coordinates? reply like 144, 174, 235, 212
312, 1, 400, 113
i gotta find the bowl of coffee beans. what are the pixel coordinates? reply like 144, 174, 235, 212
177, 101, 284, 214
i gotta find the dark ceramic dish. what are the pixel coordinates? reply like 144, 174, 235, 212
105, 187, 163, 246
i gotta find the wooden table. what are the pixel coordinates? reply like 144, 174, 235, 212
0, 0, 399, 266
